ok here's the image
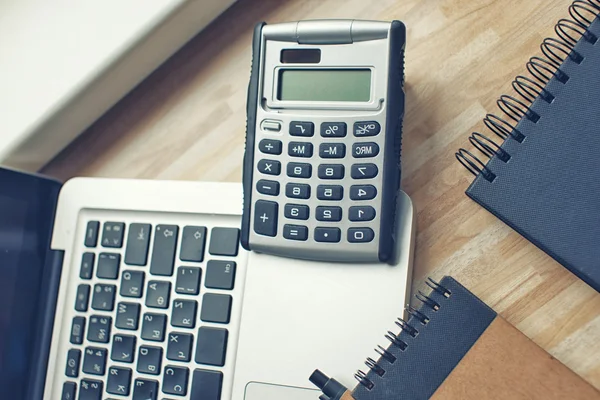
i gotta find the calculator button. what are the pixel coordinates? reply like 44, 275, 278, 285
319, 143, 346, 158
349, 206, 376, 221
107, 366, 132, 396
163, 366, 190, 396
200, 294, 232, 324
354, 121, 381, 137
116, 302, 141, 330
352, 142, 380, 158
75, 284, 90, 311
257, 159, 281, 175
65, 349, 81, 377
261, 119, 282, 132
120, 270, 144, 298
137, 346, 163, 375
288, 141, 313, 157
284, 204, 310, 220
257, 179, 280, 195
348, 227, 375, 243
91, 284, 116, 311
175, 267, 201, 295
253, 200, 278, 237
321, 122, 347, 137
314, 227, 341, 243
208, 227, 240, 256
287, 162, 312, 178
88, 315, 111, 343
259, 139, 282, 155
167, 332, 194, 362
286, 183, 311, 199
150, 225, 179, 277
317, 185, 343, 201
83, 347, 107, 376
316, 206, 343, 222
70, 317, 86, 344
290, 121, 314, 136
283, 224, 308, 241
205, 260, 236, 290
195, 327, 228, 366
111, 334, 136, 363
80, 252, 94, 279
318, 164, 344, 179
191, 369, 223, 400
180, 226, 207, 262
97, 253, 120, 279
351, 163, 378, 179
101, 222, 125, 248
350, 185, 377, 200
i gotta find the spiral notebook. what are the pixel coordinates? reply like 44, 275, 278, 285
311, 277, 600, 400
455, 1, 600, 292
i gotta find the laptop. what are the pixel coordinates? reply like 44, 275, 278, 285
0, 167, 414, 400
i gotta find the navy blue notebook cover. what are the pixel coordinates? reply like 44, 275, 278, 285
456, 2, 600, 292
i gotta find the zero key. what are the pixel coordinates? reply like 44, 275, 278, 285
253, 200, 278, 237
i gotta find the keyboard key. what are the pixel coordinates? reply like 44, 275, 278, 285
352, 142, 380, 158
317, 185, 343, 201
74, 284, 90, 312
167, 332, 193, 362
287, 162, 312, 178
314, 227, 341, 243
116, 302, 141, 330
289, 121, 314, 136
142, 313, 167, 342
316, 206, 343, 222
288, 141, 313, 157
172, 299, 198, 328
319, 143, 346, 158
70, 316, 86, 345
80, 252, 95, 279
256, 179, 280, 196
284, 204, 310, 220
163, 366, 189, 396
65, 349, 81, 377
205, 260, 236, 290
349, 205, 377, 222
146, 281, 171, 309
354, 121, 381, 137
91, 284, 116, 311
87, 316, 111, 343
191, 369, 223, 400
259, 138, 282, 155
175, 267, 201, 295
79, 379, 102, 400
133, 379, 159, 400
351, 163, 378, 179
124, 223, 152, 266
208, 227, 240, 256
350, 184, 377, 200
107, 367, 132, 396
195, 327, 228, 366
257, 159, 281, 175
253, 200, 278, 237
180, 226, 207, 262
286, 182, 310, 199
82, 347, 107, 376
200, 294, 232, 324
283, 224, 308, 241
97, 253, 120, 279
101, 222, 125, 248
150, 225, 179, 276
321, 122, 347, 137
120, 270, 145, 298
348, 228, 375, 243
111, 334, 136, 363
84, 221, 100, 248
61, 381, 77, 400
318, 164, 345, 179
137, 346, 162, 375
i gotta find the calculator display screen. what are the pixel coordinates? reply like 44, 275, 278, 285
277, 69, 371, 101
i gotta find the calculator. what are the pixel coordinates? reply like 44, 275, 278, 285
241, 20, 406, 263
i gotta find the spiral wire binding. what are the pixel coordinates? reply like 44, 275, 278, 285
456, 0, 599, 181
354, 278, 452, 390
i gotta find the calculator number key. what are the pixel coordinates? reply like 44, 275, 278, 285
354, 121, 381, 137
287, 162, 312, 178
290, 121, 314, 136
351, 163, 378, 179
352, 142, 379, 158
348, 227, 375, 243
286, 183, 311, 199
316, 206, 342, 222
284, 204, 309, 220
350, 185, 377, 200
349, 206, 376, 221
257, 159, 281, 175
318, 164, 344, 179
321, 122, 347, 137
288, 142, 313, 158
317, 185, 343, 201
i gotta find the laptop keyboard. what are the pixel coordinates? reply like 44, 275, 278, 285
61, 219, 242, 400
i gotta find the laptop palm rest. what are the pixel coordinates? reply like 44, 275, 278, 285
245, 382, 320, 400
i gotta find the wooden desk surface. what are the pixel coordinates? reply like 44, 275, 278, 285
44, 0, 600, 389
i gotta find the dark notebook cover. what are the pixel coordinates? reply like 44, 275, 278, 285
462, 14, 600, 292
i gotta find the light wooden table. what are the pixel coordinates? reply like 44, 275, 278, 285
44, 0, 600, 389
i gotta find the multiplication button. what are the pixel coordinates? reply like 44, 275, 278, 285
253, 200, 278, 237
257, 159, 281, 175
283, 225, 308, 241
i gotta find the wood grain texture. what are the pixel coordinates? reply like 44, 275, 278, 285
43, 0, 600, 389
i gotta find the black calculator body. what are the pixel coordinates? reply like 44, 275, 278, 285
241, 20, 406, 263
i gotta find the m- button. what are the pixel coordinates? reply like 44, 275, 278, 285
253, 200, 278, 237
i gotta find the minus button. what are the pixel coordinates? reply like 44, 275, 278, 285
256, 179, 280, 196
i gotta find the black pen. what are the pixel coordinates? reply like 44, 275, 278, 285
309, 369, 356, 400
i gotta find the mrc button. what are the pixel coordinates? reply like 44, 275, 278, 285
352, 142, 379, 158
